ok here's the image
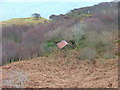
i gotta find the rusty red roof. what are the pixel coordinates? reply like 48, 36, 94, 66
57, 40, 68, 49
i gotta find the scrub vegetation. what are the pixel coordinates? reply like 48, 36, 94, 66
1, 1, 119, 88
1, 2, 119, 65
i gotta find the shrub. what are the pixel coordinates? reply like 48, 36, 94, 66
2, 11, 117, 65
18, 47, 33, 60
76, 30, 116, 60
83, 13, 118, 33
103, 51, 115, 59
49, 18, 79, 29
71, 23, 85, 47
77, 47, 97, 60
2, 39, 19, 65
84, 30, 115, 59
2, 18, 80, 65
44, 27, 64, 43
40, 42, 57, 54
21, 23, 50, 57
45, 22, 85, 46
2, 25, 34, 42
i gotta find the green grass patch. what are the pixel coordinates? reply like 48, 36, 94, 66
0, 17, 50, 26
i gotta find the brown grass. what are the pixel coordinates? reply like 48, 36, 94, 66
0, 49, 118, 88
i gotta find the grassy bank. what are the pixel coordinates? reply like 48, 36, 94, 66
0, 17, 50, 26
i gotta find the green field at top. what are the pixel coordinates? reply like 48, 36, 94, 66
0, 17, 50, 26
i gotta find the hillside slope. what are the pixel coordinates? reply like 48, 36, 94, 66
49, 2, 118, 22
0, 17, 49, 26
1, 50, 118, 88
1, 1, 118, 88
66, 2, 118, 18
